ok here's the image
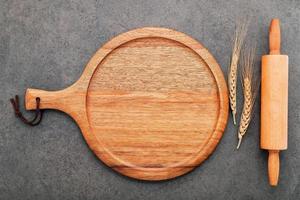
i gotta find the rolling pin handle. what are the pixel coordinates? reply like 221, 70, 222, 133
269, 19, 281, 55
268, 150, 280, 186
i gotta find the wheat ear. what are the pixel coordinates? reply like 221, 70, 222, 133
236, 46, 259, 149
228, 20, 248, 125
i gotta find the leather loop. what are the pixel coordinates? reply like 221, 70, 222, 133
10, 95, 43, 126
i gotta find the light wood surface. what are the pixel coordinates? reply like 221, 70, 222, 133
269, 19, 281, 55
25, 27, 228, 180
261, 19, 288, 186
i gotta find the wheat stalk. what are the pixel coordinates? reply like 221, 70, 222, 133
228, 20, 248, 125
236, 46, 259, 149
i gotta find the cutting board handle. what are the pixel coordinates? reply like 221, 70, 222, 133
26, 88, 63, 110
25, 85, 85, 118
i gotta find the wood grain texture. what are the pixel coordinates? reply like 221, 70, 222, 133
25, 27, 228, 180
261, 55, 288, 150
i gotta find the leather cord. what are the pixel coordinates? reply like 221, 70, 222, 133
10, 95, 43, 126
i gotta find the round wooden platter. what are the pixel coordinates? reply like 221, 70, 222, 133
25, 27, 228, 181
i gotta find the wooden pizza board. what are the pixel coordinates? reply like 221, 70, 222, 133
25, 27, 228, 180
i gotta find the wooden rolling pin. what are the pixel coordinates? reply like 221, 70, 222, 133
261, 19, 289, 186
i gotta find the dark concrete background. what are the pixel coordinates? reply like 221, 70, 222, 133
1, 0, 299, 199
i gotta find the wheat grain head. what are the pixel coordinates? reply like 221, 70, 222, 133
236, 46, 259, 149
228, 20, 249, 125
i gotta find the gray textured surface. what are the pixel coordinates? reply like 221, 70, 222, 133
0, 0, 299, 199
